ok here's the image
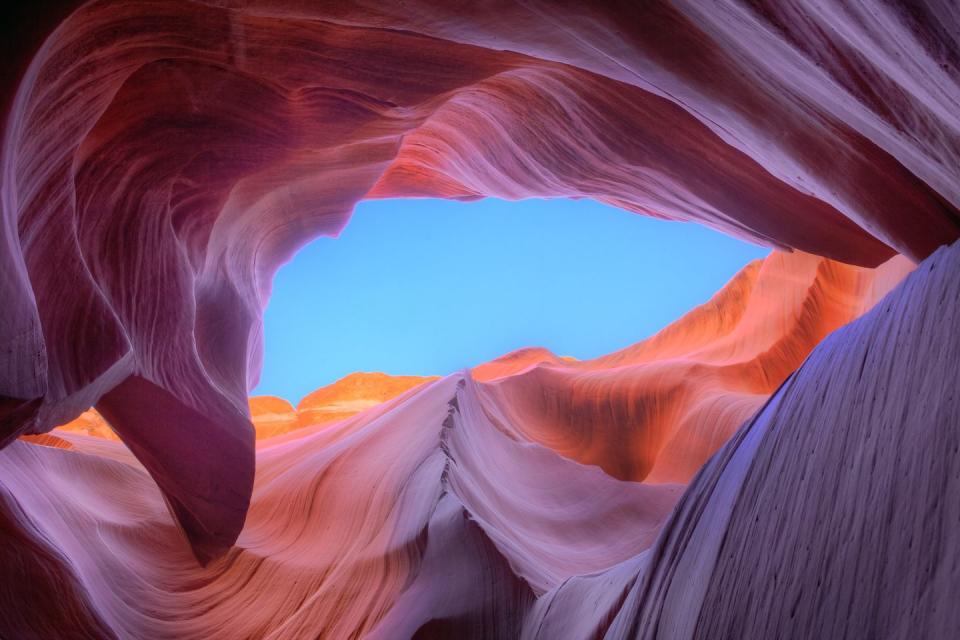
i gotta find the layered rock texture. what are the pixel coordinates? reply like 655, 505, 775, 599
473, 250, 913, 484
2, 0, 960, 638
3, 243, 957, 639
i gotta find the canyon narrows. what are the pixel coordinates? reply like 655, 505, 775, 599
1, 1, 959, 639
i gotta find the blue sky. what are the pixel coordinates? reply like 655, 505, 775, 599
253, 198, 769, 402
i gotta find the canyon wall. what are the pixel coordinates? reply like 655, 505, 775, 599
1, 1, 959, 637
48, 249, 913, 487
1, 241, 957, 638
2, 0, 958, 560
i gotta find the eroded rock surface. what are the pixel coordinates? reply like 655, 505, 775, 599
2, 0, 959, 557
1, 241, 957, 639
1, 1, 959, 636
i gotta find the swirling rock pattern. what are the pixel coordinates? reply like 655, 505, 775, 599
475, 250, 913, 484
1, 241, 957, 639
1, 0, 959, 637
526, 238, 960, 640
2, 1, 959, 556
2, 372, 681, 638
49, 249, 913, 485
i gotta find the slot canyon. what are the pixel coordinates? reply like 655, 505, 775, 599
1, 1, 959, 638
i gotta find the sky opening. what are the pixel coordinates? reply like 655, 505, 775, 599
253, 197, 770, 402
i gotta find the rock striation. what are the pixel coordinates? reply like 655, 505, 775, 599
2, 0, 959, 559
48, 250, 912, 488
525, 238, 960, 640
1, 240, 958, 639
475, 250, 913, 483
1, 0, 959, 636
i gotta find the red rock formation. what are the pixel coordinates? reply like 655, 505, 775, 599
247, 395, 299, 439
47, 251, 912, 483
42, 407, 118, 441
297, 372, 438, 427
525, 239, 960, 640
1, 0, 958, 560
2, 240, 956, 639
2, 373, 682, 638
52, 372, 437, 441
476, 250, 914, 483
1, 1, 959, 636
